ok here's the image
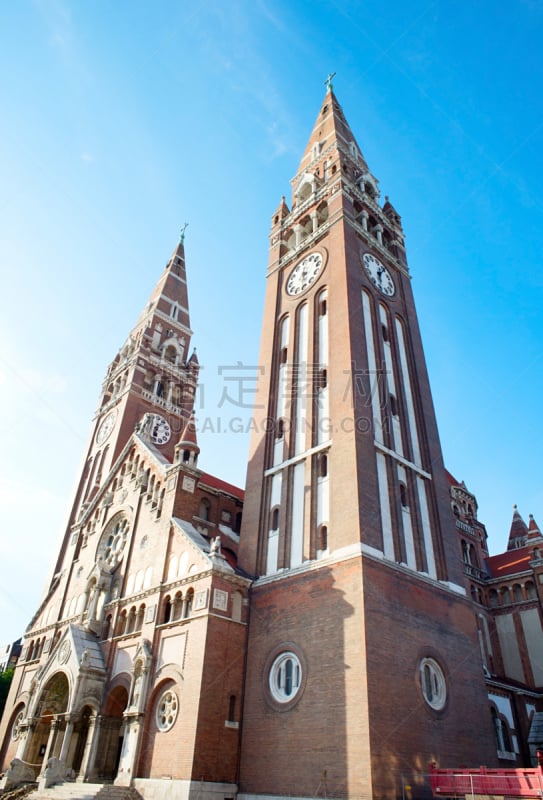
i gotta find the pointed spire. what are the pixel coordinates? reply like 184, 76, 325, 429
528, 513, 542, 540
383, 196, 402, 227
175, 413, 200, 467
273, 196, 290, 225
293, 89, 369, 196
507, 505, 529, 550
134, 236, 191, 334
188, 347, 199, 367
177, 413, 199, 449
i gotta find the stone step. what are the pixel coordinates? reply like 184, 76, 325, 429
30, 783, 105, 800
94, 790, 142, 800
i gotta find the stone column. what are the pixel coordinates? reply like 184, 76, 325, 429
15, 719, 35, 761
39, 717, 62, 775
59, 716, 75, 764
114, 714, 143, 787
77, 715, 102, 783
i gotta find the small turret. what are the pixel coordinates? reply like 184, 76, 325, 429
174, 413, 200, 468
507, 505, 529, 550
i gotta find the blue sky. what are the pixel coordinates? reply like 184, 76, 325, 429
1, 0, 542, 644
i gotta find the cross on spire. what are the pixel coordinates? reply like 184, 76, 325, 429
324, 72, 336, 92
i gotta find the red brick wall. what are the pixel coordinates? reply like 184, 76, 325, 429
363, 556, 499, 799
239, 558, 372, 799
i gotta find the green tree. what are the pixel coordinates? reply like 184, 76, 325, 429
0, 669, 14, 716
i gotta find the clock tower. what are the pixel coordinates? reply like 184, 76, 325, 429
53, 237, 199, 576
237, 88, 497, 799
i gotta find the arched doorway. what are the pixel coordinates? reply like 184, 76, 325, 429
98, 685, 129, 780
29, 672, 70, 773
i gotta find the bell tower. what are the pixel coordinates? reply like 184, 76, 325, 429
238, 86, 497, 800
54, 235, 200, 574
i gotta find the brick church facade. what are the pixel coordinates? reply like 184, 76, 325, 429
1, 87, 543, 800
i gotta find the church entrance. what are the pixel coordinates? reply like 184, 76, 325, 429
29, 672, 70, 775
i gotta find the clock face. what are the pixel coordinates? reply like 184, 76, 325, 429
150, 414, 171, 446
286, 252, 323, 296
96, 409, 117, 445
362, 253, 395, 297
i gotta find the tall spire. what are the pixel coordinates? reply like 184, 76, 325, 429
293, 89, 369, 191
134, 237, 191, 335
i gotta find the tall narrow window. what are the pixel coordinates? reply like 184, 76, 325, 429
319, 453, 328, 478
319, 525, 328, 552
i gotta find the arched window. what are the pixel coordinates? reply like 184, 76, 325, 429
526, 581, 537, 600
488, 589, 499, 608
116, 610, 127, 637
102, 614, 112, 640
136, 604, 145, 631
184, 589, 194, 618
491, 707, 513, 754
318, 453, 328, 478
126, 606, 137, 634
319, 368, 328, 389
162, 596, 172, 624
316, 201, 328, 227
271, 507, 279, 531
199, 498, 211, 521
319, 525, 328, 552
167, 555, 178, 582
399, 482, 408, 508
164, 344, 177, 364
513, 584, 523, 603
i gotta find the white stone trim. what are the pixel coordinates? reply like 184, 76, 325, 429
264, 440, 332, 477
374, 441, 431, 479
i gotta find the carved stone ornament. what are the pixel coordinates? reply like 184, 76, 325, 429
58, 641, 71, 664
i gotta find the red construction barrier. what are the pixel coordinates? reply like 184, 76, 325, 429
428, 756, 543, 798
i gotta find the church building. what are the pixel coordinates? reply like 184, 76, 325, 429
1, 86, 543, 800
